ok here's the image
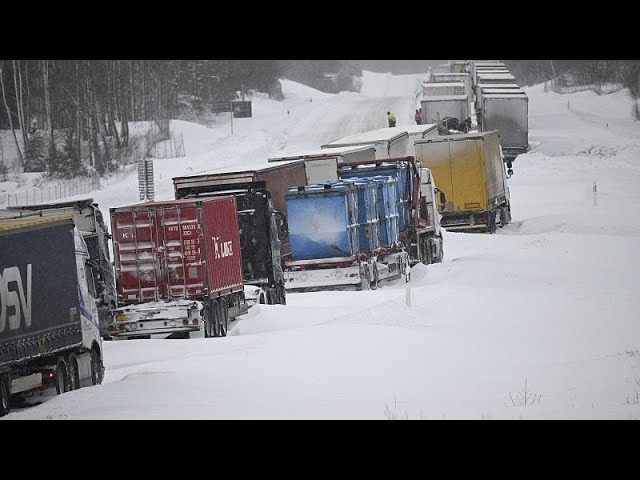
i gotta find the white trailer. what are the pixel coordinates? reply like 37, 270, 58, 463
321, 129, 409, 160
480, 92, 529, 170
421, 95, 469, 125
268, 145, 377, 183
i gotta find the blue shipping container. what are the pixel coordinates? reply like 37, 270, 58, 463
341, 178, 380, 252
339, 162, 412, 231
371, 176, 400, 247
285, 183, 359, 260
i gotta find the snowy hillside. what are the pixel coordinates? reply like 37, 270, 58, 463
3, 71, 640, 420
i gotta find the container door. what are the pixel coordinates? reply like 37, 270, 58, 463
112, 209, 163, 302
157, 205, 205, 299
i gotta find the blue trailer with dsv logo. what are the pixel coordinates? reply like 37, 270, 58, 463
0, 215, 104, 417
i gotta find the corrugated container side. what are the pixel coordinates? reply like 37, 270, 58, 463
0, 218, 81, 366
201, 196, 244, 293
111, 197, 242, 304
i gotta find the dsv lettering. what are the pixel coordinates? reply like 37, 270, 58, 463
213, 237, 233, 259
0, 265, 32, 333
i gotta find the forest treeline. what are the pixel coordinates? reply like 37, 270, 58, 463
0, 60, 357, 178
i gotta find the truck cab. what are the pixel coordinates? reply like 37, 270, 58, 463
4, 199, 116, 339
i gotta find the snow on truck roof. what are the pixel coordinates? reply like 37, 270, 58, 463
324, 128, 409, 146
386, 124, 440, 135
267, 145, 375, 162
0, 214, 74, 232
423, 82, 466, 87
421, 95, 468, 101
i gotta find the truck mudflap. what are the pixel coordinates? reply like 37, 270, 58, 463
109, 300, 204, 338
284, 265, 362, 292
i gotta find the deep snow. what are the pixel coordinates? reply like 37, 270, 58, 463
2, 70, 640, 420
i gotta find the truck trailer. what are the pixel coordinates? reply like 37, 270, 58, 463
282, 156, 444, 292
0, 215, 104, 417
2, 199, 116, 339
109, 196, 246, 339
479, 92, 529, 172
414, 131, 512, 233
283, 180, 410, 292
421, 95, 470, 126
321, 128, 409, 160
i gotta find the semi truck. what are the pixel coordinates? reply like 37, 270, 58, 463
172, 175, 287, 306
109, 196, 247, 339
414, 130, 512, 233
282, 156, 444, 292
0, 215, 104, 417
479, 91, 529, 173
321, 128, 409, 160
2, 199, 116, 339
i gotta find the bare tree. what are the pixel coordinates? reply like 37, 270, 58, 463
0, 60, 24, 167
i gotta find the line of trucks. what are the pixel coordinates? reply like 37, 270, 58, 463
0, 60, 517, 416
421, 60, 529, 176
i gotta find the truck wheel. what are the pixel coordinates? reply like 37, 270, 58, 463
219, 300, 228, 337
0, 373, 10, 417
67, 353, 80, 391
90, 348, 104, 386
212, 300, 220, 337
203, 303, 213, 338
56, 358, 69, 394
488, 211, 497, 234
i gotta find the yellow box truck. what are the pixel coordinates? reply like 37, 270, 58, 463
414, 130, 511, 233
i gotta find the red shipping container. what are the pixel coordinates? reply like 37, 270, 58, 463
110, 196, 243, 305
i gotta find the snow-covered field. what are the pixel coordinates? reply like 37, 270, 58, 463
3, 71, 640, 419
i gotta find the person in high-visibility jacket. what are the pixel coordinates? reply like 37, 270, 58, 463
387, 111, 396, 127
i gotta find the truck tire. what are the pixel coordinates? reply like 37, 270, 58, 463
203, 303, 213, 338
0, 373, 10, 417
56, 357, 69, 394
67, 353, 80, 391
90, 348, 104, 386
219, 300, 228, 337
501, 205, 512, 225
211, 299, 220, 337
488, 210, 497, 234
